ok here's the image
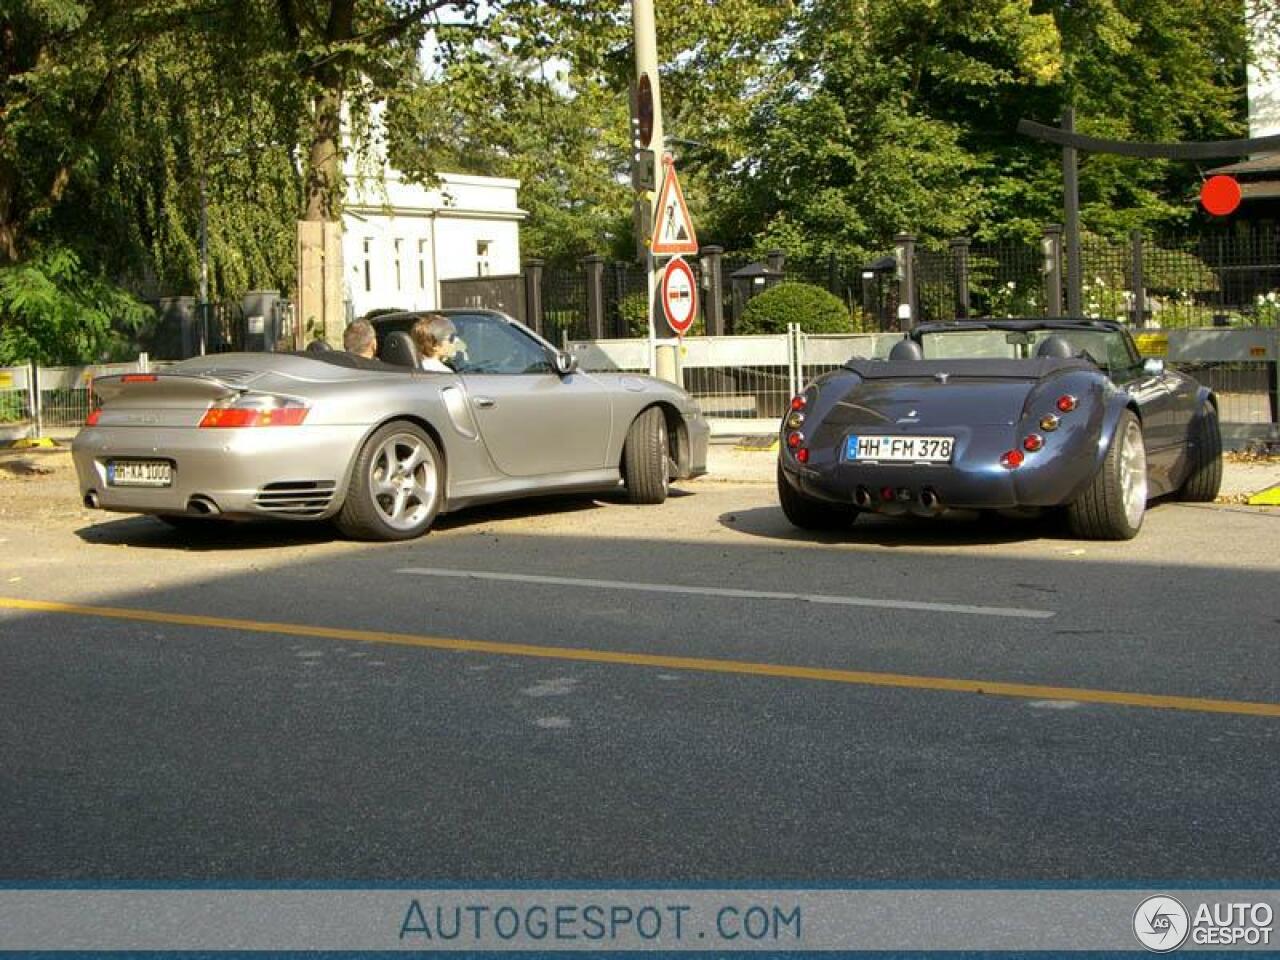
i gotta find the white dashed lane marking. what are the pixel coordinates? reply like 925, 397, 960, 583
394, 566, 1055, 620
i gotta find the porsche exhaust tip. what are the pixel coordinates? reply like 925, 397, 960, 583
187, 496, 221, 516
84, 491, 100, 510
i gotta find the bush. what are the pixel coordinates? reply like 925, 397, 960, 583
738, 281, 850, 334
0, 247, 150, 366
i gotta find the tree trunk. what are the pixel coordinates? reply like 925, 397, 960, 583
303, 86, 344, 221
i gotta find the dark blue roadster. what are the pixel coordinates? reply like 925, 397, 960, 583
777, 319, 1222, 539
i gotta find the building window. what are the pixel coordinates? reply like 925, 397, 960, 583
393, 238, 403, 291
477, 240, 491, 278
362, 238, 372, 293
418, 239, 428, 290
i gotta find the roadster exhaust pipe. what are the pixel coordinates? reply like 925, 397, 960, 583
854, 486, 872, 508
920, 487, 941, 511
84, 491, 100, 509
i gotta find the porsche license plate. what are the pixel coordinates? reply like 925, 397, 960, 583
107, 459, 172, 487
844, 435, 953, 463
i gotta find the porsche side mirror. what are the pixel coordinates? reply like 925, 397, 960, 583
552, 351, 579, 376
1142, 357, 1165, 377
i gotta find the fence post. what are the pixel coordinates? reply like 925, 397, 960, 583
895, 233, 917, 329
29, 363, 43, 439
766, 249, 786, 275
611, 261, 631, 337
582, 255, 606, 339
949, 238, 971, 319
1042, 224, 1064, 317
789, 323, 801, 399
1130, 230, 1146, 328
700, 245, 724, 336
523, 259, 545, 335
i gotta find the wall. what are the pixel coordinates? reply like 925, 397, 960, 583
342, 169, 525, 319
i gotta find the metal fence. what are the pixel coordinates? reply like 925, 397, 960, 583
570, 326, 1280, 441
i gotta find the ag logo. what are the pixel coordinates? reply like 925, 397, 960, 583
1134, 896, 1190, 952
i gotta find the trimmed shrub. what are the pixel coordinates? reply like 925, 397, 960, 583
738, 281, 850, 334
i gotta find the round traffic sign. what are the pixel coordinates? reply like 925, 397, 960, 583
660, 256, 698, 336
1200, 175, 1242, 216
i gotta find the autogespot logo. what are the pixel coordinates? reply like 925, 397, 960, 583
1134, 896, 1190, 952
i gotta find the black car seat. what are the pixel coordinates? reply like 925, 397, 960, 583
888, 338, 925, 362
381, 330, 420, 368
305, 339, 332, 353
1036, 335, 1075, 359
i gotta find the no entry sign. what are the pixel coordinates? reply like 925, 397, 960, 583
660, 256, 698, 336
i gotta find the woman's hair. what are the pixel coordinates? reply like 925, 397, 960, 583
410, 314, 455, 357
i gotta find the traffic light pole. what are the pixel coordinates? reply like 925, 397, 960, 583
633, 0, 678, 382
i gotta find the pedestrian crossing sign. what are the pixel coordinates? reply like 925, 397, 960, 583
650, 155, 698, 256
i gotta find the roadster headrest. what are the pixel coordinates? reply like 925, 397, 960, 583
1036, 335, 1075, 359
305, 339, 332, 353
381, 330, 420, 368
888, 339, 924, 362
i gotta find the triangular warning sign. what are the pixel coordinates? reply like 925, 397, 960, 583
650, 156, 698, 256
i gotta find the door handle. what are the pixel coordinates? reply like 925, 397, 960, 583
474, 396, 496, 409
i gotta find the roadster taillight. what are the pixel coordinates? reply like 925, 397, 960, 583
1056, 394, 1078, 413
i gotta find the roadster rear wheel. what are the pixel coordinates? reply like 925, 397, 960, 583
1067, 410, 1146, 540
777, 464, 859, 530
1177, 402, 1222, 502
337, 421, 443, 541
623, 407, 671, 504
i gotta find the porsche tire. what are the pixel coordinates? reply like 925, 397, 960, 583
777, 464, 858, 530
623, 407, 670, 504
1177, 402, 1222, 502
337, 421, 443, 541
1067, 410, 1146, 540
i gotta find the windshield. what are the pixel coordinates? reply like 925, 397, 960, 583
918, 328, 1143, 381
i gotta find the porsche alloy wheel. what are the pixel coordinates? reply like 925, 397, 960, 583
623, 407, 671, 504
337, 422, 443, 540
1067, 411, 1146, 540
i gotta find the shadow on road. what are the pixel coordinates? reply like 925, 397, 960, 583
719, 505, 1074, 547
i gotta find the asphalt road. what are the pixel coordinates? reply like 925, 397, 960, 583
1, 471, 1278, 882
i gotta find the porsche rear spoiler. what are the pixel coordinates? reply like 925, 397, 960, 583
91, 372, 250, 405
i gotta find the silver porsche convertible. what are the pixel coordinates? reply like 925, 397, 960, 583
73, 309, 709, 539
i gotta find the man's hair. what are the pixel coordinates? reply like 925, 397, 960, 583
343, 320, 377, 356
410, 313, 455, 356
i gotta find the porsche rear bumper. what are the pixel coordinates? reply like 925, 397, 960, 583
72, 425, 366, 519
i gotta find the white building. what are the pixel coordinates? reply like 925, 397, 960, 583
1248, 7, 1280, 143
342, 165, 526, 319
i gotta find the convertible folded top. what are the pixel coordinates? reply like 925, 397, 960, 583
842, 357, 1096, 380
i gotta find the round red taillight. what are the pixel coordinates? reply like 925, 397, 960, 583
795, 448, 810, 464
790, 395, 807, 411
1000, 449, 1025, 469
880, 486, 895, 501
1056, 394, 1078, 413
786, 431, 804, 449
1023, 434, 1044, 452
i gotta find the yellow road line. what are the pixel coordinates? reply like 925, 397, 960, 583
2, 596, 1278, 718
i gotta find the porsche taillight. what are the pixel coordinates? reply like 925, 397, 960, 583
85, 409, 102, 426
199, 397, 309, 428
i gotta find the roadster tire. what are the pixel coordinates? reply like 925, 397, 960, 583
336, 421, 443, 541
777, 464, 858, 530
1067, 410, 1146, 540
623, 406, 670, 504
1177, 402, 1222, 502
